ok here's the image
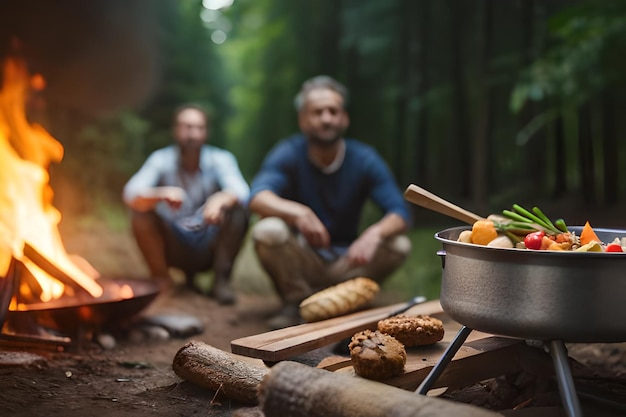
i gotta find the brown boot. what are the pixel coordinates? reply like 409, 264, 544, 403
210, 276, 235, 305
266, 303, 301, 330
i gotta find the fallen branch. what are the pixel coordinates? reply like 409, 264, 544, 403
172, 341, 268, 404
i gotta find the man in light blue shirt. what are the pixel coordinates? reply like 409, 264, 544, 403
123, 104, 249, 304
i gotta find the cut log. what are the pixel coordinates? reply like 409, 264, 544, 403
172, 341, 268, 405
259, 361, 500, 417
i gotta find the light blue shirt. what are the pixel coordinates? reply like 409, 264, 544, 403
123, 145, 249, 223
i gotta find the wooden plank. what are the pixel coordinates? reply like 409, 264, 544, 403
373, 337, 522, 391
321, 312, 525, 391
232, 299, 526, 394
231, 300, 444, 362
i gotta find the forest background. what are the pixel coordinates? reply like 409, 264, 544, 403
2, 0, 626, 300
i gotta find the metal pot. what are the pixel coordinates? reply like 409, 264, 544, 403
436, 226, 626, 343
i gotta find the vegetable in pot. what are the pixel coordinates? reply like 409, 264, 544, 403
524, 231, 545, 250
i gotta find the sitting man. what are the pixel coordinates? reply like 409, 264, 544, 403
123, 103, 249, 304
248, 75, 411, 328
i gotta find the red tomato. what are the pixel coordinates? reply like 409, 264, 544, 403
605, 243, 623, 252
524, 231, 545, 250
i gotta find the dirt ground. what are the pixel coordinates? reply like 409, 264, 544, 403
2, 216, 626, 417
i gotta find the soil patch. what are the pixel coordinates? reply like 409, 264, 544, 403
2, 216, 626, 416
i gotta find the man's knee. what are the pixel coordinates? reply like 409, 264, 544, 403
251, 217, 291, 246
386, 234, 412, 256
130, 210, 162, 235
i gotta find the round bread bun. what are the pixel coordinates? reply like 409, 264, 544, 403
377, 314, 444, 347
349, 330, 406, 380
299, 277, 379, 322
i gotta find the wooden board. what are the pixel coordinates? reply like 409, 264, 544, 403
322, 324, 524, 392
231, 299, 526, 392
231, 300, 443, 362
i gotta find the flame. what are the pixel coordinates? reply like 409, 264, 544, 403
0, 56, 104, 306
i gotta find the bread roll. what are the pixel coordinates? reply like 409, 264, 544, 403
377, 314, 445, 347
349, 330, 406, 380
299, 277, 379, 322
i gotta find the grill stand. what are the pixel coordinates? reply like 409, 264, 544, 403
416, 325, 583, 417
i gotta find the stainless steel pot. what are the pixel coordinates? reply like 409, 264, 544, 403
436, 226, 626, 342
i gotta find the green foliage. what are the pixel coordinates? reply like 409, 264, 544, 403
46, 0, 626, 227
511, 0, 626, 125
140, 0, 233, 152
63, 110, 150, 205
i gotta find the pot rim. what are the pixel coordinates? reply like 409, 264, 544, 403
435, 225, 626, 258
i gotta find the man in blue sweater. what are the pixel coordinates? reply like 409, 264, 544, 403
249, 76, 411, 329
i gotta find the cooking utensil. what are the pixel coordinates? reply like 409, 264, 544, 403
436, 225, 626, 343
404, 184, 483, 224
5, 278, 160, 336
419, 226, 626, 417
402, 184, 622, 417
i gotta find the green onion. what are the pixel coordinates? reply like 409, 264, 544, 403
532, 207, 557, 231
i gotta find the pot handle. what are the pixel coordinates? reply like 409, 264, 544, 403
437, 250, 446, 269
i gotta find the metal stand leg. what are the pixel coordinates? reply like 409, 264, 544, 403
549, 340, 583, 417
416, 325, 473, 395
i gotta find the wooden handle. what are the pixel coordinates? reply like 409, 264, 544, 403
403, 184, 483, 225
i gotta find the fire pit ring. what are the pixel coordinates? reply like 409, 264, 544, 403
5, 278, 160, 338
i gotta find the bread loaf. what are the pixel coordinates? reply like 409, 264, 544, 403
299, 277, 379, 322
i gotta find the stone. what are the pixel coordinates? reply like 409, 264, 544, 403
139, 314, 204, 338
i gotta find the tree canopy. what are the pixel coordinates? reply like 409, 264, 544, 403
18, 0, 626, 222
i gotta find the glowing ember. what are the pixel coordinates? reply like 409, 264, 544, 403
0, 56, 106, 307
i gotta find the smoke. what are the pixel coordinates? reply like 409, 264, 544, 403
0, 0, 163, 114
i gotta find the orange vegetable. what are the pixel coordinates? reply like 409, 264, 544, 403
540, 236, 554, 250
471, 220, 498, 245
579, 221, 601, 245
547, 241, 564, 251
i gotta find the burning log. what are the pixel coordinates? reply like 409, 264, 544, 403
172, 341, 268, 405
21, 243, 100, 299
259, 361, 501, 417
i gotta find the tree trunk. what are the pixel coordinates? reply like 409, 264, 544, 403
470, 0, 493, 213
578, 103, 595, 203
414, 0, 431, 190
521, 0, 547, 196
259, 361, 500, 417
602, 94, 617, 204
552, 115, 567, 198
447, 0, 471, 198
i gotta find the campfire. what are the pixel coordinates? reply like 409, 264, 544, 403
0, 54, 157, 347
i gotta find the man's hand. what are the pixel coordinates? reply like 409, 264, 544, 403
158, 186, 186, 210
294, 208, 330, 248
203, 191, 238, 226
128, 186, 186, 212
345, 213, 408, 266
346, 226, 382, 266
248, 190, 331, 248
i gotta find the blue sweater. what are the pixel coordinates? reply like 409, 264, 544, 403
250, 134, 410, 246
